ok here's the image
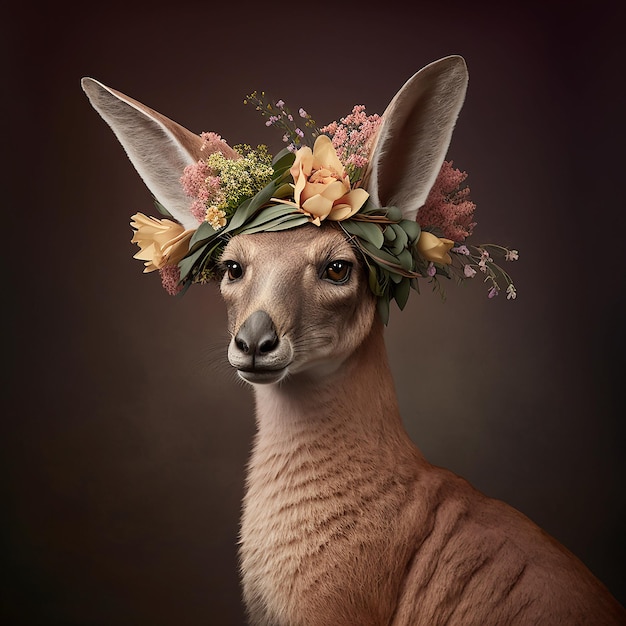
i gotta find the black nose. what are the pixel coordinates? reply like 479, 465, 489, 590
234, 310, 279, 356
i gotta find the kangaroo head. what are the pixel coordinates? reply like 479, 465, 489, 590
81, 57, 504, 385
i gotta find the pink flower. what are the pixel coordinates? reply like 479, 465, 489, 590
199, 132, 238, 159
418, 161, 476, 242
488, 286, 499, 298
478, 249, 490, 272
180, 162, 224, 223
464, 264, 477, 278
159, 264, 183, 295
180, 160, 210, 199
320, 106, 382, 181
190, 199, 208, 222
506, 249, 519, 261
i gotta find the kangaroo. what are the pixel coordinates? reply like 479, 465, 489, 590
82, 56, 626, 625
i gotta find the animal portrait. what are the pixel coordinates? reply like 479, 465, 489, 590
81, 56, 625, 625
6, 5, 623, 625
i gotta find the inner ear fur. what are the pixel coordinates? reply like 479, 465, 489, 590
365, 56, 469, 222
82, 78, 230, 230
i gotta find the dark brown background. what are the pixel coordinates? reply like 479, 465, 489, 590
5, 2, 624, 624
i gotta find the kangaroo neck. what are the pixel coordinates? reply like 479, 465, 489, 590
252, 318, 411, 445
241, 319, 426, 625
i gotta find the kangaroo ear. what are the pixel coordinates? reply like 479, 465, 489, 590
81, 78, 233, 230
364, 56, 468, 221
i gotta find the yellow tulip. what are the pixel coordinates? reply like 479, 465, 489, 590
416, 231, 455, 264
130, 213, 193, 272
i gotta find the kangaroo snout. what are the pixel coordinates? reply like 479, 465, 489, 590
229, 310, 292, 384
234, 310, 279, 357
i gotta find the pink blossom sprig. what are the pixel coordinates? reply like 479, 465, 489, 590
159, 264, 183, 295
180, 159, 223, 223
447, 242, 519, 299
320, 105, 382, 185
418, 160, 477, 242
199, 132, 239, 159
244, 91, 319, 151
180, 132, 237, 223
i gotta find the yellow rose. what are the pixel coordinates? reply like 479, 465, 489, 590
290, 135, 369, 225
130, 213, 194, 272
416, 231, 454, 264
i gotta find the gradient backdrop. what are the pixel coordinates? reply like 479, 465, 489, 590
5, 2, 624, 624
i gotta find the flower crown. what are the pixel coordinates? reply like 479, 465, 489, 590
130, 92, 518, 323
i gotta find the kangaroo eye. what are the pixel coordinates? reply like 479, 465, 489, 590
322, 260, 352, 284
224, 260, 243, 281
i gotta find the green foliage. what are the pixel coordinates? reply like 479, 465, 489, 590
338, 207, 427, 323
176, 151, 300, 286
206, 145, 274, 211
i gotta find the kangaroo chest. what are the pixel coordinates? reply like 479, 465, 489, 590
238, 428, 422, 626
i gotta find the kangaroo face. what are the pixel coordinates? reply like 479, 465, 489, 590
220, 224, 376, 385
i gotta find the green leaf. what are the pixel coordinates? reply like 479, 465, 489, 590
273, 183, 295, 199
436, 263, 452, 279
271, 164, 294, 181
393, 277, 411, 310
368, 265, 384, 296
189, 221, 217, 249
223, 174, 283, 234
389, 223, 408, 255
243, 213, 308, 234
272, 148, 295, 169
385, 206, 402, 222
198, 240, 225, 272
245, 179, 282, 216
178, 243, 209, 281
241, 205, 300, 231
262, 215, 309, 232
399, 219, 421, 243
383, 225, 397, 242
223, 197, 253, 232
358, 198, 382, 215
397, 248, 415, 272
359, 239, 406, 269
377, 296, 390, 325
153, 198, 173, 218
342, 220, 385, 249
238, 204, 308, 235
176, 279, 193, 296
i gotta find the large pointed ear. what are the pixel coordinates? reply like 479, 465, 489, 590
364, 56, 468, 222
81, 78, 234, 230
